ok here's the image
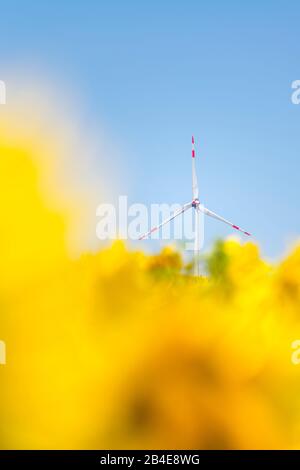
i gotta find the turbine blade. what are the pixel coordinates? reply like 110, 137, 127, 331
192, 136, 199, 200
139, 202, 192, 240
199, 206, 252, 236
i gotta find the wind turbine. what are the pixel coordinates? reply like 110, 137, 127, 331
139, 136, 251, 275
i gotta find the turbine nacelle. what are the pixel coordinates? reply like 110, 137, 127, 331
192, 198, 200, 208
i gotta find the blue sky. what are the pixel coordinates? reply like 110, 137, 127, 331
0, 0, 299, 258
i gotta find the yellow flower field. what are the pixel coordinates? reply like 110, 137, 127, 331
1, 112, 300, 450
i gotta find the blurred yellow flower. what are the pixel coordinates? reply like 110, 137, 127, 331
1, 110, 300, 450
